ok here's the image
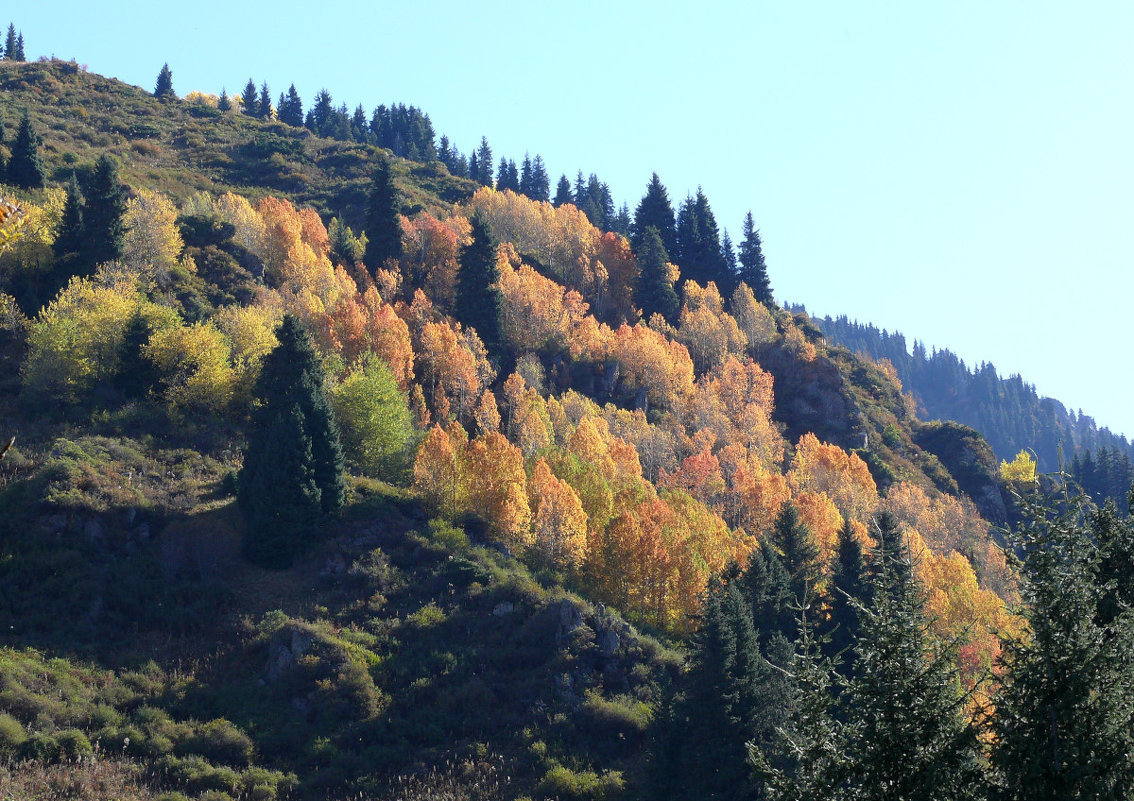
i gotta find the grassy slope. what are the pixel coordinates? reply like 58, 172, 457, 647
0, 59, 1011, 801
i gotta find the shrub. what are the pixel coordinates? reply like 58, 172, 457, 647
0, 713, 26, 750
177, 718, 254, 767
538, 765, 625, 800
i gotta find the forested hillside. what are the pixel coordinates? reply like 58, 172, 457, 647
0, 36, 1132, 801
805, 310, 1134, 476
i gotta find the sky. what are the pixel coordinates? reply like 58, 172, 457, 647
16, 1, 1134, 437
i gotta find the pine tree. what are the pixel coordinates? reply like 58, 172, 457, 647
496, 157, 519, 192
238, 315, 346, 568
153, 63, 175, 100
632, 173, 678, 257
240, 79, 258, 116
738, 212, 773, 305
676, 189, 729, 293
258, 82, 272, 119
990, 490, 1134, 799
467, 151, 479, 183
12, 32, 22, 61
634, 226, 679, 324
217, 88, 231, 112
842, 525, 986, 801
1093, 498, 1134, 627
553, 174, 573, 207
82, 154, 127, 272
741, 541, 796, 644
454, 213, 504, 361
3, 25, 16, 61
6, 111, 45, 190
362, 157, 403, 278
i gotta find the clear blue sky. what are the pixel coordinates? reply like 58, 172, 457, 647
18, 1, 1134, 438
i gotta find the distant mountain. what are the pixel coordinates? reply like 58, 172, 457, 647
801, 308, 1134, 474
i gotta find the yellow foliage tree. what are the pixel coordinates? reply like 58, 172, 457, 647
144, 321, 237, 415
530, 458, 589, 569
122, 189, 184, 284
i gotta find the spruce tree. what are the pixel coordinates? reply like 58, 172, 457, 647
738, 212, 773, 305
771, 502, 822, 610
474, 137, 493, 186
3, 25, 15, 60
51, 173, 85, 280
217, 88, 231, 112
742, 540, 796, 644
659, 578, 766, 801
6, 111, 46, 190
990, 490, 1134, 799
82, 154, 127, 272
523, 154, 550, 202
240, 79, 258, 116
12, 32, 22, 61
153, 63, 175, 100
632, 173, 678, 257
258, 82, 272, 119
238, 315, 346, 567
553, 174, 573, 207
454, 213, 504, 361
823, 519, 869, 673
1093, 498, 1134, 627
721, 228, 738, 279
842, 526, 986, 801
634, 226, 679, 324
279, 84, 303, 126
362, 157, 403, 277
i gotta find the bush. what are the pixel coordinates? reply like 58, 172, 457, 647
177, 718, 254, 767
538, 765, 625, 800
0, 713, 26, 750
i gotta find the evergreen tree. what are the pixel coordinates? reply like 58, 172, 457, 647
51, 173, 85, 275
240, 79, 258, 116
362, 157, 403, 277
741, 541, 796, 645
239, 401, 322, 568
13, 32, 22, 61
823, 519, 869, 674
3, 25, 16, 60
153, 63, 175, 100
454, 214, 504, 361
258, 82, 272, 119
6, 111, 45, 190
738, 212, 773, 305
721, 228, 737, 279
553, 174, 573, 207
217, 88, 231, 112
518, 154, 533, 196
990, 490, 1134, 799
1093, 498, 1134, 627
529, 154, 550, 202
613, 203, 632, 236
771, 502, 822, 610
842, 529, 986, 800
676, 189, 729, 293
496, 157, 519, 192
659, 578, 768, 801
278, 84, 303, 126
634, 226, 679, 324
309, 90, 334, 135
467, 151, 479, 184
238, 315, 346, 567
474, 137, 493, 186
350, 104, 369, 142
82, 154, 127, 272
632, 173, 678, 257
750, 612, 850, 801
328, 217, 364, 268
